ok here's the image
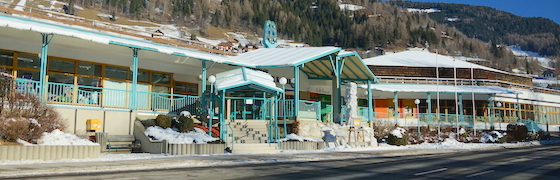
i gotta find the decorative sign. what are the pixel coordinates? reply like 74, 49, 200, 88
263, 20, 279, 48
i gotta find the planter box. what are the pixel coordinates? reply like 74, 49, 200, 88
0, 145, 100, 160
280, 141, 325, 150
167, 143, 226, 155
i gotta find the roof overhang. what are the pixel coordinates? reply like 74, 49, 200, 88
302, 51, 377, 82
359, 83, 521, 94
215, 67, 283, 94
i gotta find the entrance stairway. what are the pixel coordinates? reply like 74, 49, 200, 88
227, 119, 281, 154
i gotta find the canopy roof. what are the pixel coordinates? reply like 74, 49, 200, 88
359, 83, 520, 94
362, 51, 514, 75
0, 14, 350, 70
301, 50, 377, 82
214, 67, 283, 94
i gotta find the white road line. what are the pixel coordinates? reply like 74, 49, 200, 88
466, 170, 495, 177
414, 168, 448, 176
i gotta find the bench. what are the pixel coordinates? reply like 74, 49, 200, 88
106, 135, 141, 152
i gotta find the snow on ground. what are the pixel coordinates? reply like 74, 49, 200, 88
14, 0, 26, 11
279, 133, 323, 142
407, 8, 441, 13
508, 45, 555, 69
144, 126, 219, 144
339, 4, 365, 11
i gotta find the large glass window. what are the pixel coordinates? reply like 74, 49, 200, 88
17, 70, 39, 80
48, 73, 74, 84
49, 59, 75, 73
152, 72, 170, 84
129, 70, 150, 82
174, 82, 187, 92
0, 51, 14, 66
17, 54, 40, 69
105, 66, 128, 80
78, 76, 101, 87
78, 62, 101, 76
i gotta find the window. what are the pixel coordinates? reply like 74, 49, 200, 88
0, 51, 14, 66
78, 62, 101, 76
174, 82, 187, 92
48, 73, 74, 84
17, 70, 39, 80
152, 85, 170, 94
105, 66, 127, 80
78, 76, 101, 87
49, 59, 75, 73
152, 72, 170, 84
129, 70, 150, 82
17, 54, 40, 69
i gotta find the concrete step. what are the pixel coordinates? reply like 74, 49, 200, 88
232, 143, 282, 154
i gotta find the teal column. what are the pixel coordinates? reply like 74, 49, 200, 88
201, 61, 207, 112
393, 92, 399, 125
458, 93, 464, 116
367, 80, 373, 122
219, 91, 226, 140
294, 66, 300, 117
516, 94, 521, 122
130, 48, 139, 110
427, 92, 432, 124
39, 33, 54, 101
489, 95, 494, 128
331, 55, 342, 123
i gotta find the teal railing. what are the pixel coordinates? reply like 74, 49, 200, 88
12, 79, 199, 113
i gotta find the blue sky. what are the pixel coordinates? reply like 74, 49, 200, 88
409, 0, 560, 25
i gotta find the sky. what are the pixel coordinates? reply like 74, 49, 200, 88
409, 0, 560, 25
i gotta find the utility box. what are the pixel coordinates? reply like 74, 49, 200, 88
86, 119, 102, 131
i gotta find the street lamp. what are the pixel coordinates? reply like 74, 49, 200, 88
279, 77, 287, 137
207, 75, 216, 136
414, 99, 421, 138
496, 102, 502, 130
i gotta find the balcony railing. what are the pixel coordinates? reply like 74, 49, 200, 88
5, 79, 199, 113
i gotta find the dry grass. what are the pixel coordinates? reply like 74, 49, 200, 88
0, 140, 21, 145
203, 25, 232, 40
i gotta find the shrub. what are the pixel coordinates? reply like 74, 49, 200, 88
177, 116, 195, 133
0, 74, 66, 142
506, 123, 528, 142
387, 127, 408, 146
155, 114, 172, 128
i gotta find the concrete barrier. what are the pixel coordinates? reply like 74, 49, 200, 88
168, 144, 226, 155
280, 141, 325, 150
0, 145, 100, 160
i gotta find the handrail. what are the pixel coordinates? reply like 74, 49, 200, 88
267, 124, 281, 149
376, 76, 560, 94
225, 123, 234, 150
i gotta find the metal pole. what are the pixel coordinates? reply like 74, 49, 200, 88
393, 92, 398, 125
516, 94, 521, 122
294, 66, 300, 118
208, 82, 213, 136
131, 48, 139, 110
39, 33, 54, 102
282, 84, 287, 136
417, 102, 420, 138
367, 80, 373, 124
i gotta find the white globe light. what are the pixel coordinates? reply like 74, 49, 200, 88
279, 77, 287, 85
208, 75, 216, 83
496, 102, 502, 107
414, 99, 421, 105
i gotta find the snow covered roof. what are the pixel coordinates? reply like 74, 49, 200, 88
214, 67, 283, 94
362, 51, 510, 74
0, 14, 343, 69
359, 83, 520, 94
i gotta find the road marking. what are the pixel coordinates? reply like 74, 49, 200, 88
466, 170, 494, 177
414, 168, 448, 176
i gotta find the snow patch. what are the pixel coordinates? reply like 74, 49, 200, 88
144, 126, 219, 144
37, 129, 98, 145
279, 133, 323, 142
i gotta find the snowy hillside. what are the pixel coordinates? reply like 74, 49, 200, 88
508, 45, 555, 70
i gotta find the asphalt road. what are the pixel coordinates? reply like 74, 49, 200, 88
15, 144, 560, 180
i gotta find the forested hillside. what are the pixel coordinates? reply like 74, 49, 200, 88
390, 1, 560, 58
62, 0, 556, 74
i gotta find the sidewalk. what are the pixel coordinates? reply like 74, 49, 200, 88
2, 139, 558, 178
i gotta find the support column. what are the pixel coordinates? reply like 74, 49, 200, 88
219, 91, 226, 139
393, 92, 399, 125
39, 33, 54, 101
294, 66, 300, 118
516, 94, 521, 122
367, 80, 373, 123
489, 95, 494, 128
427, 92, 432, 123
458, 93, 463, 116
130, 48, 139, 110
331, 55, 342, 123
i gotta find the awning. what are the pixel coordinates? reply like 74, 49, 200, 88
358, 83, 520, 94
214, 67, 283, 94
301, 51, 377, 82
